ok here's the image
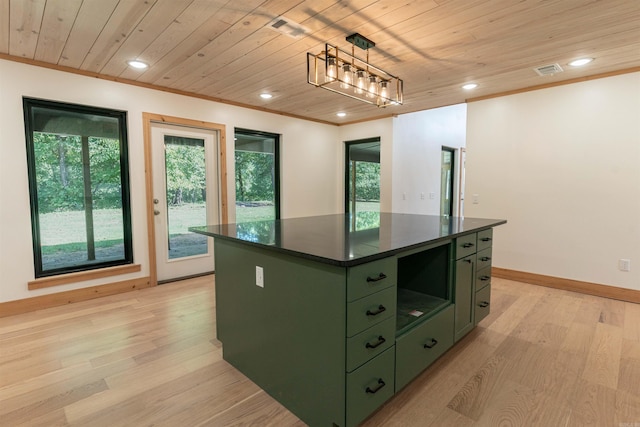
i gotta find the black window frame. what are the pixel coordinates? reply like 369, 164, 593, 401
344, 137, 381, 214
234, 128, 281, 220
23, 97, 133, 278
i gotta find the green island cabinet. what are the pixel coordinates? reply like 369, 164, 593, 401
192, 213, 505, 427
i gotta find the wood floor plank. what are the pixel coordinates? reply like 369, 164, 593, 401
566, 378, 616, 427
615, 389, 640, 427
486, 290, 541, 337
618, 357, 640, 397
622, 338, 640, 361
472, 379, 538, 426
623, 301, 640, 342
1, 379, 108, 426
447, 354, 510, 420
0, 275, 635, 426
200, 390, 305, 427
582, 322, 624, 389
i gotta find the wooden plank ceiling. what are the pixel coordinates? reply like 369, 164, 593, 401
2, 0, 639, 125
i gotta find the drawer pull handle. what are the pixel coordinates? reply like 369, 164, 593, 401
462, 243, 475, 248
366, 305, 386, 316
478, 301, 490, 308
423, 339, 438, 349
365, 379, 386, 394
464, 259, 473, 264
366, 273, 387, 283
480, 237, 492, 242
480, 275, 491, 281
480, 257, 491, 262
365, 336, 386, 349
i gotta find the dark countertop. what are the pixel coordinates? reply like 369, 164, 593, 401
190, 212, 506, 267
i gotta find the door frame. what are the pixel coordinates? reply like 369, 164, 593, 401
143, 113, 228, 286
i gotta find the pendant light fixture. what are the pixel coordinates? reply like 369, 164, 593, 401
307, 33, 403, 107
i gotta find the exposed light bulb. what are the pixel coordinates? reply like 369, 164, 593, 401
355, 69, 366, 94
326, 57, 337, 82
379, 80, 389, 100
367, 75, 378, 98
340, 64, 353, 89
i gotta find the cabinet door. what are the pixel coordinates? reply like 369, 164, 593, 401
454, 254, 475, 341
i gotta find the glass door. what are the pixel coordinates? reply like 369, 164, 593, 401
151, 122, 219, 282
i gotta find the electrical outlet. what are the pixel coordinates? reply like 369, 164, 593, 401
473, 194, 479, 204
429, 192, 435, 200
618, 259, 631, 272
420, 192, 425, 200
256, 266, 264, 287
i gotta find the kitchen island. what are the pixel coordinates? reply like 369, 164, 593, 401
191, 213, 506, 427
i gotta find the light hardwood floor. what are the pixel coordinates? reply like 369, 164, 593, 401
1, 275, 639, 426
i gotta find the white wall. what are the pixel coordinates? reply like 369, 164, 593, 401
392, 104, 467, 214
465, 72, 640, 290
0, 59, 341, 303
338, 118, 394, 212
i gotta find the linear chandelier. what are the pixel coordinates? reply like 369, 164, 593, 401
307, 33, 403, 107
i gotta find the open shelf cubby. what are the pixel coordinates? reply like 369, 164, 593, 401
396, 242, 451, 335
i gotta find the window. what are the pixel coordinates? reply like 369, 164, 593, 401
23, 98, 133, 278
345, 138, 381, 214
234, 128, 280, 223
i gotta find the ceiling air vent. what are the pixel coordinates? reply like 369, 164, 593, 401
267, 16, 309, 39
534, 63, 564, 76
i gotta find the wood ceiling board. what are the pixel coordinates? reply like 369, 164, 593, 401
116, 0, 231, 81
33, 0, 82, 64
192, 0, 361, 95
176, 0, 375, 94
58, 0, 120, 69
2, 0, 639, 124
131, 3, 245, 84
156, 0, 300, 90
9, 0, 46, 58
0, 0, 10, 53
99, 0, 196, 77
79, 0, 158, 73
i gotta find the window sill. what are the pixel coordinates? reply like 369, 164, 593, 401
28, 264, 142, 290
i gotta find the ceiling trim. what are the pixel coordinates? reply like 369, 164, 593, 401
4, 54, 638, 127
0, 53, 338, 127
467, 67, 640, 103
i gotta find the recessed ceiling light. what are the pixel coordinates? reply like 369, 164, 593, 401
127, 60, 148, 69
336, 112, 346, 117
260, 93, 273, 99
568, 58, 594, 67
462, 83, 478, 90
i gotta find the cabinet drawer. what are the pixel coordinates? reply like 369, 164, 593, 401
475, 266, 491, 292
347, 257, 397, 302
476, 247, 493, 272
477, 228, 493, 252
395, 304, 454, 391
475, 285, 491, 325
347, 287, 396, 337
346, 347, 395, 427
346, 318, 396, 372
455, 233, 477, 259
